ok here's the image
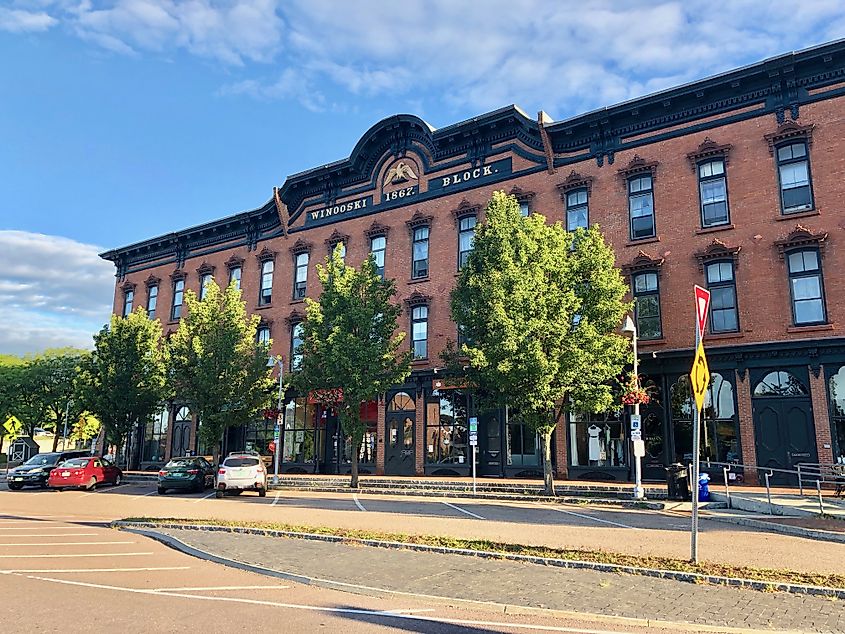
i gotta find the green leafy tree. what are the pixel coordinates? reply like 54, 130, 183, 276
69, 413, 102, 446
77, 309, 168, 463
289, 245, 411, 488
167, 279, 274, 466
28, 349, 90, 451
449, 191, 631, 495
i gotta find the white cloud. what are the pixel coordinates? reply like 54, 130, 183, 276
0, 231, 115, 355
0, 7, 58, 32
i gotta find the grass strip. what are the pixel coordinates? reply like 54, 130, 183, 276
121, 516, 845, 590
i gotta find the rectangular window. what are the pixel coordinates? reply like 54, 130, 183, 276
282, 398, 323, 464
628, 175, 655, 240
777, 142, 813, 213
787, 249, 826, 325
425, 389, 468, 465
412, 226, 429, 279
257, 326, 271, 346
566, 188, 589, 231
146, 285, 158, 319
698, 160, 729, 227
291, 322, 304, 371
199, 273, 213, 301
519, 201, 530, 217
294, 253, 308, 299
171, 279, 184, 321
330, 242, 346, 261
122, 290, 134, 318
259, 260, 273, 305
229, 266, 242, 291
370, 236, 386, 279
633, 272, 661, 340
411, 305, 428, 359
705, 261, 739, 333
458, 216, 476, 269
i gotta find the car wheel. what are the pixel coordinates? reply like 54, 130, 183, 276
258, 488, 267, 498
114, 474, 122, 486
8, 483, 22, 491
157, 487, 167, 495
215, 490, 224, 499
86, 477, 97, 491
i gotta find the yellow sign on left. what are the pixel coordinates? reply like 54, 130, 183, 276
3, 415, 22, 437
690, 342, 710, 412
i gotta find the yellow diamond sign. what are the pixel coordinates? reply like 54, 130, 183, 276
690, 342, 710, 413
3, 415, 22, 438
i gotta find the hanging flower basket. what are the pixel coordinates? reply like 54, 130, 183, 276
620, 375, 651, 406
262, 407, 281, 420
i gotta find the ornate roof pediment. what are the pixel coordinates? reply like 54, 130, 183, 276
764, 121, 814, 155
256, 247, 277, 263
618, 155, 659, 180
324, 229, 350, 246
364, 221, 390, 238
556, 170, 594, 195
196, 261, 215, 276
404, 291, 432, 307
508, 185, 536, 202
621, 250, 665, 277
694, 238, 741, 271
687, 137, 732, 170
289, 239, 312, 255
170, 269, 187, 282
775, 225, 828, 259
144, 274, 161, 288
452, 199, 480, 223
225, 254, 245, 270
285, 309, 306, 327
406, 211, 434, 232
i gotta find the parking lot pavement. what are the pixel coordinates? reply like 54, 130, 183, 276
0, 515, 724, 633
3, 481, 845, 576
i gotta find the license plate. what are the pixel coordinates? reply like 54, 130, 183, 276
12, 477, 23, 481
61, 471, 70, 477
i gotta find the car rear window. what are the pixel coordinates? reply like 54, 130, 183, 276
223, 457, 259, 467
165, 459, 197, 468
60, 458, 90, 468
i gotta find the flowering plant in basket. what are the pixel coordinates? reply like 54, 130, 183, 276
620, 374, 651, 406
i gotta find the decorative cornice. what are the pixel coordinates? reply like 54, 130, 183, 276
257, 317, 274, 328
406, 211, 434, 232
618, 155, 659, 180
120, 281, 136, 293
556, 170, 594, 196
621, 250, 665, 277
170, 269, 187, 282
289, 239, 312, 256
225, 254, 244, 270
686, 137, 732, 171
196, 261, 215, 276
508, 185, 536, 202
256, 247, 277, 263
364, 221, 390, 238
285, 309, 305, 327
324, 229, 350, 247
694, 238, 741, 272
452, 199, 480, 224
764, 121, 815, 155
144, 275, 160, 289
404, 291, 432, 307
774, 225, 828, 259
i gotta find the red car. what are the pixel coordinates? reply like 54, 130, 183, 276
47, 456, 123, 491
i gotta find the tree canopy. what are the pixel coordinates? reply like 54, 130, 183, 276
449, 190, 631, 494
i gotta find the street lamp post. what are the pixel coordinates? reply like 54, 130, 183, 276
621, 315, 645, 500
267, 356, 284, 485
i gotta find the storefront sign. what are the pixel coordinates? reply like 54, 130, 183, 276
428, 157, 512, 193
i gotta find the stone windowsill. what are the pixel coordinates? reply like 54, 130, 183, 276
255, 304, 274, 311
787, 323, 834, 334
695, 223, 735, 235
637, 337, 666, 346
775, 209, 819, 222
408, 276, 430, 285
704, 331, 745, 341
625, 235, 661, 247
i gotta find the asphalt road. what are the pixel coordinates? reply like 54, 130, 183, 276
0, 514, 744, 634
1, 479, 844, 575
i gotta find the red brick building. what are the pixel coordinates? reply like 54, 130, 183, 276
103, 41, 845, 482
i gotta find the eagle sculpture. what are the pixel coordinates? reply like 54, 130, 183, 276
385, 161, 418, 184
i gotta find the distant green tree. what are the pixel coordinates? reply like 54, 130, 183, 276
288, 245, 411, 488
27, 349, 89, 451
449, 191, 631, 495
77, 309, 168, 462
167, 279, 274, 466
69, 413, 102, 446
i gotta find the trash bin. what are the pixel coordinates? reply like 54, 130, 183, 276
698, 472, 711, 502
666, 463, 690, 501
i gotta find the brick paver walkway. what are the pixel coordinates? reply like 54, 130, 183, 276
158, 528, 845, 633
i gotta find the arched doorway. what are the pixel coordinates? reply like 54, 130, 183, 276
385, 391, 415, 475
170, 406, 192, 458
752, 369, 817, 483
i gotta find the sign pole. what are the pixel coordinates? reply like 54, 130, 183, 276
690, 285, 710, 564
273, 357, 284, 486
469, 416, 478, 495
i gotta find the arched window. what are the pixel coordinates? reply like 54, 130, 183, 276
753, 371, 808, 397
175, 406, 191, 423
388, 392, 415, 411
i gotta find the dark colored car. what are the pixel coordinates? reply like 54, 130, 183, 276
6, 450, 91, 490
47, 456, 122, 490
158, 457, 215, 494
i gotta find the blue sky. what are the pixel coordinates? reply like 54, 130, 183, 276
1, 0, 844, 354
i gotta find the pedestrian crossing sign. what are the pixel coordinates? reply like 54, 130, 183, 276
3, 415, 22, 439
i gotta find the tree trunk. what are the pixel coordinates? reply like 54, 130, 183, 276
542, 428, 555, 496
213, 440, 221, 469
350, 435, 360, 489
51, 417, 61, 452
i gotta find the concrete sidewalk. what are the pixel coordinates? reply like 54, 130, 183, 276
153, 527, 845, 633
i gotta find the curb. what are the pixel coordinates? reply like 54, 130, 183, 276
113, 520, 845, 600
120, 524, 807, 634
704, 513, 845, 544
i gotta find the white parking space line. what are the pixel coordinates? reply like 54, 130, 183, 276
24, 574, 633, 633
441, 501, 485, 520
0, 541, 136, 547
194, 492, 216, 502
352, 494, 366, 512
0, 527, 86, 531
131, 490, 158, 499
271, 491, 281, 506
0, 552, 154, 559
534, 503, 640, 530
0, 566, 190, 574
0, 533, 99, 538
151, 585, 289, 592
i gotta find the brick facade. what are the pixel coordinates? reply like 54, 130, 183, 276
105, 42, 845, 481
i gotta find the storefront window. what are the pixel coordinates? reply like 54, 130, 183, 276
506, 414, 539, 467
282, 398, 323, 464
196, 417, 214, 458
569, 409, 626, 467
342, 401, 377, 465
142, 409, 168, 463
829, 366, 845, 463
244, 416, 275, 455
670, 373, 738, 464
425, 389, 468, 465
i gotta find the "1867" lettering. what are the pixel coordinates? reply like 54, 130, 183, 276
383, 186, 417, 202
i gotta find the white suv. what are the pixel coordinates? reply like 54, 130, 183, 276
215, 452, 268, 498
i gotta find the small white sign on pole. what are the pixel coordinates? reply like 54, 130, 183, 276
632, 439, 646, 458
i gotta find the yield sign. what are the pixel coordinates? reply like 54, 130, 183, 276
694, 285, 711, 340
